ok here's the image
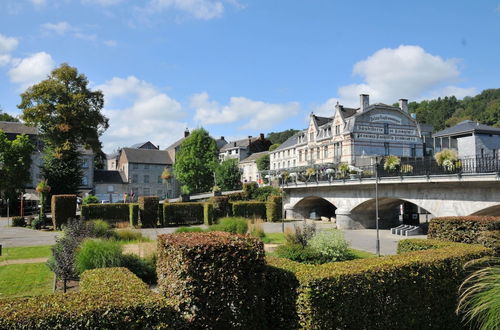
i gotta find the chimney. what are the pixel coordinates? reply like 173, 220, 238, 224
184, 128, 190, 138
360, 94, 369, 111
399, 99, 408, 113
248, 136, 252, 145
259, 133, 264, 139
220, 136, 224, 141
157, 145, 160, 149
233, 142, 237, 147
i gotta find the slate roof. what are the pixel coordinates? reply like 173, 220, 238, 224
338, 106, 357, 119
273, 132, 303, 152
215, 137, 228, 150
94, 170, 127, 184
239, 151, 269, 164
130, 141, 158, 149
0, 121, 38, 135
313, 115, 332, 127
220, 137, 258, 151
433, 120, 500, 138
122, 148, 172, 165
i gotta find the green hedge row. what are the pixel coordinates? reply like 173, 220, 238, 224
231, 201, 267, 219
267, 241, 492, 329
51, 194, 76, 229
81, 203, 130, 222
396, 238, 457, 253
0, 268, 182, 329
129, 203, 139, 227
138, 196, 159, 228
163, 202, 205, 226
266, 195, 282, 222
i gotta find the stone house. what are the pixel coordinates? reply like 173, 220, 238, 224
93, 170, 128, 202
239, 151, 269, 183
219, 133, 271, 162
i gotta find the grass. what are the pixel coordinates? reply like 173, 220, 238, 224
261, 232, 287, 244
0, 263, 53, 298
349, 248, 377, 259
0, 245, 52, 262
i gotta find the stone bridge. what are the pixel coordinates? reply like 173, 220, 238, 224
283, 173, 500, 229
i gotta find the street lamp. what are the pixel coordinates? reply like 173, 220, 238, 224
375, 157, 380, 257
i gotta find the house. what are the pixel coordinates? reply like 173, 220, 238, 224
432, 120, 500, 158
219, 133, 271, 162
93, 170, 128, 203
239, 151, 269, 183
270, 94, 426, 170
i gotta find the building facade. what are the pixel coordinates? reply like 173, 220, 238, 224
239, 151, 268, 183
219, 134, 271, 162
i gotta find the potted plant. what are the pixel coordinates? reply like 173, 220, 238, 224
383, 155, 401, 173
434, 149, 459, 172
400, 164, 413, 175
338, 163, 350, 179
305, 168, 316, 182
212, 185, 221, 196
180, 185, 191, 202
161, 168, 172, 182
349, 169, 359, 180
281, 171, 290, 184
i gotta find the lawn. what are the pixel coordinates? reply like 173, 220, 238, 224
0, 245, 52, 262
261, 232, 287, 244
0, 263, 53, 298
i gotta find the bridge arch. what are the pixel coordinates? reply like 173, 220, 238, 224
291, 196, 337, 220
469, 203, 500, 216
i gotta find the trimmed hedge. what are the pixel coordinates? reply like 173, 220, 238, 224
129, 203, 139, 227
266, 195, 282, 222
138, 196, 159, 228
81, 203, 129, 223
203, 203, 214, 225
428, 216, 500, 247
51, 194, 76, 229
232, 201, 267, 220
0, 267, 182, 329
397, 238, 456, 253
157, 232, 266, 329
163, 202, 204, 226
158, 202, 164, 227
207, 195, 231, 219
267, 242, 492, 329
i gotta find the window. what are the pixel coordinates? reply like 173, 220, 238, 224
107, 185, 114, 193
317, 148, 320, 159
235, 149, 238, 154
481, 148, 484, 157
293, 159, 296, 167
384, 123, 389, 135
305, 150, 308, 161
384, 142, 390, 156
81, 176, 88, 185
324, 146, 328, 158
132, 174, 138, 183
81, 159, 89, 168
144, 175, 149, 183
143, 188, 150, 196
288, 149, 290, 156
157, 189, 163, 197
310, 132, 314, 141
299, 151, 302, 161
132, 163, 138, 170
158, 176, 162, 184
411, 144, 416, 157
335, 125, 340, 135
144, 164, 149, 169
287, 160, 290, 168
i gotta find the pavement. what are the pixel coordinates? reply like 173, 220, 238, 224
0, 218, 59, 247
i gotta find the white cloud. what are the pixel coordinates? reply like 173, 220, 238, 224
425, 86, 478, 100
41, 21, 72, 35
337, 45, 475, 106
30, 0, 46, 7
82, 0, 125, 5
0, 34, 19, 53
313, 97, 339, 117
192, 92, 300, 129
8, 52, 55, 89
0, 54, 11, 66
147, 0, 224, 20
103, 40, 118, 47
96, 76, 187, 152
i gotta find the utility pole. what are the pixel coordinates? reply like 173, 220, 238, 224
375, 159, 380, 257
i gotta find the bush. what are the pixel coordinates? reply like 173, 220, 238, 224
232, 201, 267, 219
308, 230, 352, 262
226, 191, 248, 202
209, 217, 248, 234
249, 219, 265, 238
82, 195, 99, 205
267, 241, 493, 329
158, 202, 164, 226
81, 203, 129, 223
163, 202, 204, 226
51, 194, 77, 229
0, 267, 181, 329
129, 203, 139, 227
428, 216, 500, 246
11, 216, 26, 227
114, 229, 149, 242
157, 232, 266, 329
75, 239, 123, 274
266, 195, 282, 222
138, 196, 159, 228
120, 254, 157, 284
286, 222, 316, 247
397, 238, 456, 253
175, 226, 205, 233
207, 195, 230, 219
275, 244, 323, 264
203, 202, 214, 225
30, 216, 44, 229
91, 219, 113, 238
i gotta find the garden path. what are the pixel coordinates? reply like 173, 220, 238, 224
0, 257, 48, 266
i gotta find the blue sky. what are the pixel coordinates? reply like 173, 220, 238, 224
0, 0, 499, 153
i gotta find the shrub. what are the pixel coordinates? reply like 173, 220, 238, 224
114, 229, 149, 242
129, 203, 139, 227
157, 232, 266, 329
267, 242, 493, 329
209, 217, 248, 234
120, 254, 157, 284
81, 203, 130, 223
397, 238, 456, 253
249, 218, 265, 238
383, 155, 401, 171
138, 196, 159, 228
0, 267, 181, 329
266, 195, 282, 222
158, 202, 164, 226
232, 201, 267, 219
207, 195, 230, 219
478, 230, 500, 255
287, 222, 316, 247
175, 226, 205, 233
163, 202, 204, 226
11, 216, 26, 227
275, 244, 323, 264
203, 202, 214, 225
428, 216, 500, 246
30, 216, 44, 229
226, 191, 248, 202
82, 195, 99, 205
51, 194, 77, 229
308, 230, 351, 262
75, 239, 123, 274
91, 219, 113, 238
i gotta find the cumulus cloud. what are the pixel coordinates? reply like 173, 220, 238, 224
0, 34, 19, 54
8, 52, 55, 89
82, 0, 125, 5
41, 21, 72, 35
313, 97, 339, 117
337, 45, 474, 106
192, 92, 300, 129
96, 76, 187, 152
30, 0, 46, 7
103, 40, 118, 47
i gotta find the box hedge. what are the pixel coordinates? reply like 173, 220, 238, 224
51, 194, 76, 229
138, 196, 159, 228
157, 232, 266, 329
0, 267, 182, 329
81, 203, 129, 223
203, 203, 214, 225
396, 238, 457, 253
266, 195, 282, 222
231, 201, 267, 220
207, 195, 231, 219
267, 242, 492, 329
428, 216, 500, 245
163, 202, 204, 226
129, 203, 139, 227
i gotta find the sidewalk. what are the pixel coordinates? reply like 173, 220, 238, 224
0, 219, 59, 247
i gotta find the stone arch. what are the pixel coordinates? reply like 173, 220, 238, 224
292, 196, 337, 220
469, 203, 500, 216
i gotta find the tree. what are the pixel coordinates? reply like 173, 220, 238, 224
256, 154, 270, 171
18, 64, 109, 194
215, 159, 242, 191
0, 131, 35, 212
269, 144, 280, 151
0, 107, 19, 122
267, 129, 300, 145
174, 128, 218, 194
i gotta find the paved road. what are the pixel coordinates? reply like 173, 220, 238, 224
0, 219, 59, 247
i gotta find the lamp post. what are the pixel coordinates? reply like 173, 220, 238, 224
375, 157, 380, 257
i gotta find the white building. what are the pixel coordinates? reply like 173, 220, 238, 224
239, 151, 268, 183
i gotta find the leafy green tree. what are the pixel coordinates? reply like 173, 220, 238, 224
267, 129, 299, 145
256, 154, 270, 171
215, 159, 242, 191
18, 64, 109, 194
269, 144, 280, 151
0, 131, 35, 211
82, 194, 99, 205
0, 107, 19, 122
174, 128, 218, 194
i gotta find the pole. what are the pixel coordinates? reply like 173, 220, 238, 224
375, 160, 380, 257
7, 199, 9, 227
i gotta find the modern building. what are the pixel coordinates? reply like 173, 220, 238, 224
271, 94, 426, 170
239, 151, 269, 183
433, 120, 500, 158
219, 133, 271, 162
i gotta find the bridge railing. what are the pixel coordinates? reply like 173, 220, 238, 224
261, 155, 500, 186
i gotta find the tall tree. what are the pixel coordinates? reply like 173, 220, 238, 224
174, 128, 218, 194
256, 154, 270, 171
215, 159, 242, 191
0, 107, 19, 122
18, 64, 109, 194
